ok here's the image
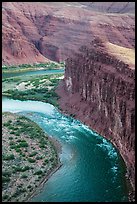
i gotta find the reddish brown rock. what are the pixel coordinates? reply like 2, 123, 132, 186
56, 38, 135, 200
2, 2, 135, 65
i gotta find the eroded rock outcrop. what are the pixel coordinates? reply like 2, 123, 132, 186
2, 2, 135, 65
56, 38, 135, 200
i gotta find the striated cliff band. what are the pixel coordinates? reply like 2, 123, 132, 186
2, 2, 135, 65
56, 38, 135, 200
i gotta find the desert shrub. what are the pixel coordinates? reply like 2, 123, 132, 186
2, 171, 11, 177
17, 141, 28, 148
29, 151, 37, 157
21, 166, 30, 171
49, 157, 54, 162
20, 153, 26, 157
28, 158, 35, 163
10, 131, 15, 134
2, 176, 10, 183
3, 120, 12, 126
34, 170, 43, 175
9, 137, 13, 140
39, 144, 45, 148
12, 166, 22, 172
15, 148, 22, 153
10, 144, 16, 149
12, 189, 23, 197
44, 159, 49, 164
9, 141, 14, 145
14, 132, 20, 136
36, 155, 43, 160
3, 154, 15, 160
21, 174, 28, 178
2, 194, 9, 200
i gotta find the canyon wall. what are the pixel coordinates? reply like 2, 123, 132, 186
2, 2, 135, 65
56, 38, 135, 199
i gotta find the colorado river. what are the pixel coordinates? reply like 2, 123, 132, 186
2, 96, 129, 202
2, 69, 64, 79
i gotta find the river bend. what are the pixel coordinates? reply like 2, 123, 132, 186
2, 97, 129, 202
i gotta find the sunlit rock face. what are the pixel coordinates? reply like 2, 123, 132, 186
2, 2, 135, 65
56, 38, 135, 198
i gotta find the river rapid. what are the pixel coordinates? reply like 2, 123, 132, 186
2, 96, 129, 202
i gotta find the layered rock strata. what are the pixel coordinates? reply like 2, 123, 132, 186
56, 39, 135, 200
2, 2, 135, 65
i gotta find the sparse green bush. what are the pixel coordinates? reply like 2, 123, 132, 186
3, 120, 12, 127
9, 141, 14, 145
2, 176, 10, 183
39, 144, 45, 148
49, 157, 54, 162
15, 148, 22, 153
34, 170, 43, 175
12, 188, 23, 197
21, 166, 30, 171
3, 154, 15, 160
17, 141, 28, 148
2, 194, 9, 200
29, 151, 38, 157
14, 132, 20, 136
10, 131, 15, 134
10, 144, 16, 149
9, 136, 13, 140
44, 159, 49, 164
12, 166, 22, 172
36, 155, 43, 160
28, 158, 35, 163
21, 174, 28, 178
2, 171, 11, 177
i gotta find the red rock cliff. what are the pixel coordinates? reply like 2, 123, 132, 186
56, 38, 135, 200
2, 2, 135, 65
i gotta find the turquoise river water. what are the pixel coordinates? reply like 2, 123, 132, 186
2, 97, 129, 202
2, 69, 64, 79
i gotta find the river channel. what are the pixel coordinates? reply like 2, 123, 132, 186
2, 97, 129, 202
2, 69, 64, 79
2, 69, 129, 202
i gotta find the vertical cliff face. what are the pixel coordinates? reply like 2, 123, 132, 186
56, 39, 135, 198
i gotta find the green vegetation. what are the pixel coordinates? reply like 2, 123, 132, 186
4, 87, 60, 107
21, 174, 28, 179
3, 195, 9, 200
2, 176, 10, 183
3, 154, 15, 160
3, 74, 63, 108
34, 170, 43, 175
2, 62, 63, 202
2, 171, 11, 177
2, 112, 59, 202
2, 61, 65, 73
27, 158, 36, 163
29, 151, 38, 157
12, 166, 30, 173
